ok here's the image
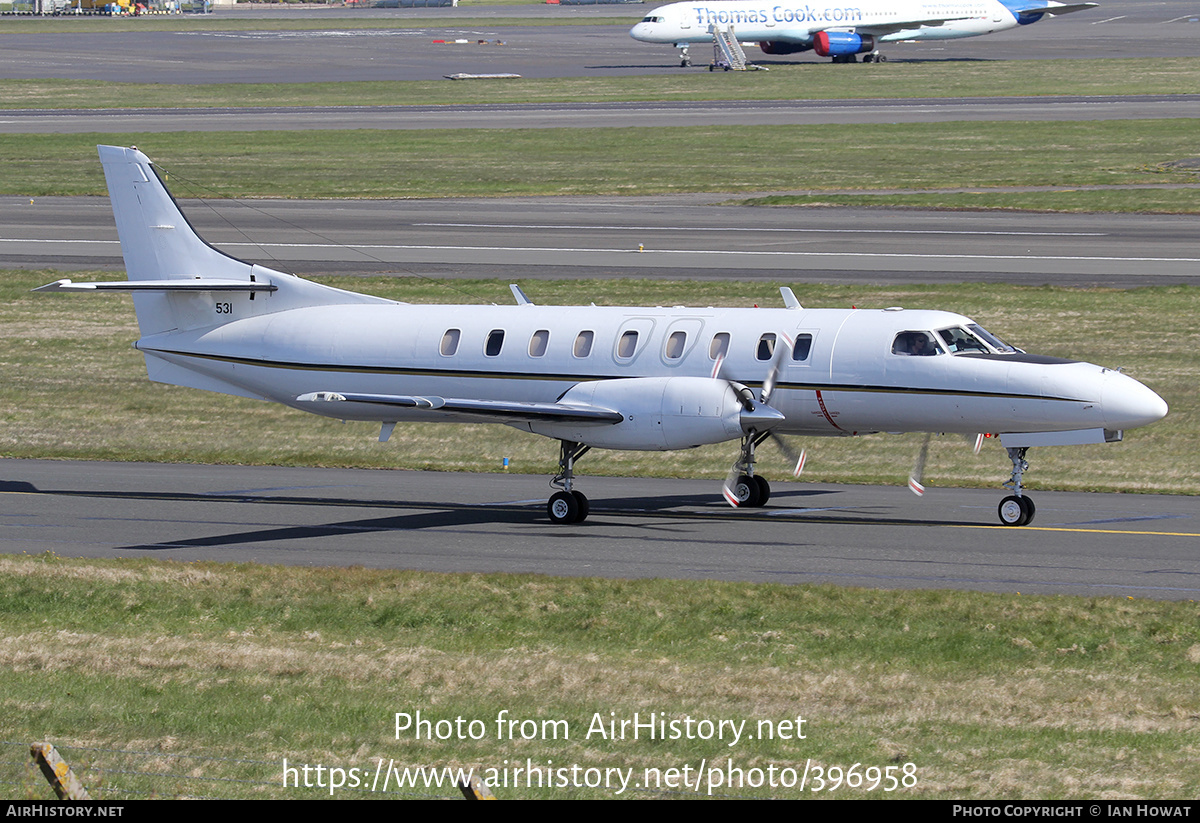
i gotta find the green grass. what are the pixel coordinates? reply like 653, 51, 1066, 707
2, 555, 1199, 799
5, 58, 1200, 109
3, 273, 1194, 495
4, 122, 1200, 213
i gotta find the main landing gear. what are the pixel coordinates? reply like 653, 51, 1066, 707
998, 446, 1036, 526
724, 430, 773, 508
547, 440, 591, 524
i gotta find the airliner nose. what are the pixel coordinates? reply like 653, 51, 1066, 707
630, 22, 651, 40
1103, 371, 1168, 430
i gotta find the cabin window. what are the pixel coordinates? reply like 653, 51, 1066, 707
792, 333, 813, 362
756, 333, 777, 361
486, 329, 505, 357
618, 330, 639, 359
529, 329, 549, 358
709, 332, 730, 360
892, 331, 942, 356
573, 330, 594, 358
664, 330, 687, 360
440, 329, 460, 356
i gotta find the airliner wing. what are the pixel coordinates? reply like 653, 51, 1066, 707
855, 15, 972, 35
1014, 2, 1097, 13
296, 391, 624, 424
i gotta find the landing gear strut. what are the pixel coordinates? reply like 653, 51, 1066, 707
678, 44, 691, 67
998, 446, 1036, 526
548, 440, 591, 524
725, 430, 772, 508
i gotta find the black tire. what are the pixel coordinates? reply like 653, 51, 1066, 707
998, 495, 1028, 526
571, 490, 590, 523
1019, 496, 1035, 525
753, 475, 771, 507
733, 474, 762, 508
548, 491, 580, 524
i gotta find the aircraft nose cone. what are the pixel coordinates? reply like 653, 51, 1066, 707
1103, 371, 1168, 430
630, 22, 650, 40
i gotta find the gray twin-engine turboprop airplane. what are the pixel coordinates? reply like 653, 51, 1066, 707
38, 146, 1167, 526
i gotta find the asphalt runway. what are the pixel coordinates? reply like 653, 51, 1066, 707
5, 194, 1199, 286
7, 94, 1200, 133
0, 0, 1196, 85
4, 459, 1199, 600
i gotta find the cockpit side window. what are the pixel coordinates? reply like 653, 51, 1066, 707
892, 331, 942, 356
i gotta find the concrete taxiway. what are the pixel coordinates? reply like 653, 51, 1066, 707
4, 459, 1198, 600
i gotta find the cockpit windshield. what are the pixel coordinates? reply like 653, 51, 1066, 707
967, 324, 1017, 353
936, 325, 1019, 355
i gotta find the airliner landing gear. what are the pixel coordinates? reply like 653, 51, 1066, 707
862, 51, 886, 63
548, 440, 591, 524
998, 446, 1036, 526
678, 44, 691, 67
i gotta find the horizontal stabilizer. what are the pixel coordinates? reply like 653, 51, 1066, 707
33, 278, 278, 294
296, 391, 624, 424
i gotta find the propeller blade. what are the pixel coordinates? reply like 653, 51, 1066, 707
759, 332, 794, 406
768, 432, 806, 477
973, 433, 985, 455
721, 463, 743, 508
711, 351, 726, 381
908, 433, 931, 496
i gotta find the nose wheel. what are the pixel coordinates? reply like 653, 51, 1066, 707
998, 446, 1036, 526
998, 494, 1035, 527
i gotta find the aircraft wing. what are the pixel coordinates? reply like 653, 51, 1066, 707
855, 15, 973, 35
1011, 2, 1098, 14
296, 391, 624, 424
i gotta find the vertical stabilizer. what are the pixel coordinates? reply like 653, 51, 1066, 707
96, 145, 392, 337
99, 145, 258, 286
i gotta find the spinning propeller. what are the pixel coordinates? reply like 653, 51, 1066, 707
718, 332, 804, 507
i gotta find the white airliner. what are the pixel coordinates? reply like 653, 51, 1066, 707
630, 0, 1098, 64
38, 146, 1166, 526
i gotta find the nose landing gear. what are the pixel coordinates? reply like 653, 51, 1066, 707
998, 446, 1036, 526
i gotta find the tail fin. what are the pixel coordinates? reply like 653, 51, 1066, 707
84, 145, 391, 337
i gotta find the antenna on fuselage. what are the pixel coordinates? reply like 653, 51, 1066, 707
780, 287, 802, 309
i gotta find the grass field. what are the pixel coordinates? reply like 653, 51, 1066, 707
3, 555, 1199, 799
5, 58, 1200, 109
4, 121, 1200, 213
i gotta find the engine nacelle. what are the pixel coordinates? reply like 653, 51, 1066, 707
813, 31, 875, 56
526, 376, 746, 451
758, 40, 812, 55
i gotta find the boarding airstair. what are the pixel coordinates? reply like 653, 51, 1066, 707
708, 24, 765, 71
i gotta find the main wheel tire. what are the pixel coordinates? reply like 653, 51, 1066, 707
998, 495, 1028, 526
571, 490, 590, 523
753, 475, 771, 507
548, 491, 580, 524
732, 474, 762, 508
1019, 495, 1035, 525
